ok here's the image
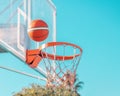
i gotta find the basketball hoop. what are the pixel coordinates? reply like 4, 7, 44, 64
27, 42, 82, 88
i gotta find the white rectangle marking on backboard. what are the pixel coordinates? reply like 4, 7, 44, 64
17, 8, 27, 52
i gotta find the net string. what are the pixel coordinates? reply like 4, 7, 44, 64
40, 43, 82, 86
75, 55, 82, 72
41, 48, 52, 73
41, 48, 62, 85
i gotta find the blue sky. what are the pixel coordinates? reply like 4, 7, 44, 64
0, 0, 120, 96
54, 0, 120, 95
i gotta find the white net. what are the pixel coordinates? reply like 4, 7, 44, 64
38, 42, 82, 88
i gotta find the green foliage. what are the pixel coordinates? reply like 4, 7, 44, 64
13, 84, 80, 96
73, 75, 84, 95
13, 74, 83, 96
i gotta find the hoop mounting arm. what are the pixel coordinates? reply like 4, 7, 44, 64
26, 49, 42, 68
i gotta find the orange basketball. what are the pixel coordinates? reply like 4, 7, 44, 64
28, 19, 49, 42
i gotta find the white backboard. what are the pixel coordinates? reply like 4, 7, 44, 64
0, 0, 56, 62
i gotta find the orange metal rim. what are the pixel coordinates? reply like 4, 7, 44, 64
39, 42, 82, 60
